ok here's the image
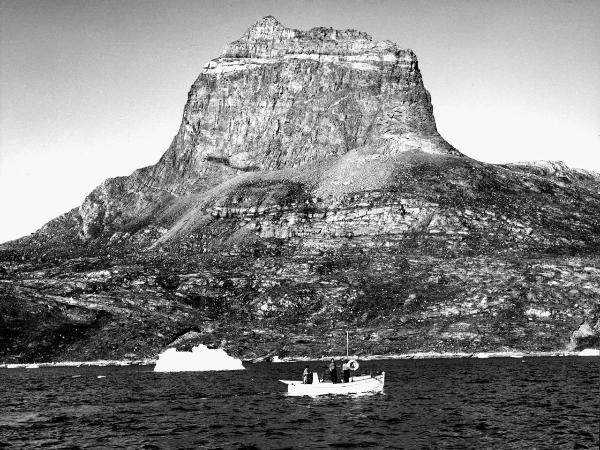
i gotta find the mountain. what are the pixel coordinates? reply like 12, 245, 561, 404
1, 17, 599, 363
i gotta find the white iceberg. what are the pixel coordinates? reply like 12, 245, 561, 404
578, 348, 600, 357
153, 344, 245, 372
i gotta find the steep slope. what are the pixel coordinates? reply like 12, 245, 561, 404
74, 16, 458, 240
1, 18, 599, 363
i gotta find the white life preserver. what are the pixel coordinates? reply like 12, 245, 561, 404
348, 359, 359, 371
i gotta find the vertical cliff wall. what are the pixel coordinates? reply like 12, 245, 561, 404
77, 16, 458, 239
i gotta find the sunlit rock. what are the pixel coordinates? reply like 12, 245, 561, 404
1, 17, 599, 364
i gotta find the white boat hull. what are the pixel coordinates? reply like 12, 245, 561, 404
280, 373, 385, 396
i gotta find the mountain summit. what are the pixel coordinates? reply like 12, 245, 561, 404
1, 18, 598, 363
72, 16, 458, 240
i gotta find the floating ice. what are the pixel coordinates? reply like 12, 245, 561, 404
578, 348, 600, 357
153, 344, 245, 372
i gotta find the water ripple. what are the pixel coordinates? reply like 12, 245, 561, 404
0, 357, 598, 448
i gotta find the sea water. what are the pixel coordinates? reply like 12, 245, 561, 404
1, 357, 598, 448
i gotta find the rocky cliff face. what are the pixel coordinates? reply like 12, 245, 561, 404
76, 16, 457, 240
0, 18, 598, 363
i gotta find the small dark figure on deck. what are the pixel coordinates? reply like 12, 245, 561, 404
302, 366, 313, 384
302, 366, 312, 384
342, 359, 350, 383
328, 359, 338, 383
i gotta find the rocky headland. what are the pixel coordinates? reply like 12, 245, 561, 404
1, 17, 599, 363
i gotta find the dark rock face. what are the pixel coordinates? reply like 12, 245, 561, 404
1, 18, 599, 363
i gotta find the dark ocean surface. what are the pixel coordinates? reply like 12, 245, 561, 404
1, 357, 598, 449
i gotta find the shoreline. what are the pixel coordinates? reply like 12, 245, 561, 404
0, 358, 156, 369
270, 349, 599, 363
1, 349, 598, 369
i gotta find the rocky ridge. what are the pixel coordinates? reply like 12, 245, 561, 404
75, 16, 457, 240
0, 18, 599, 363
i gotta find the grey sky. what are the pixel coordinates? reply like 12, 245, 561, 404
1, 0, 599, 242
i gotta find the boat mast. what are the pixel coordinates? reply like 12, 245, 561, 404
346, 331, 349, 358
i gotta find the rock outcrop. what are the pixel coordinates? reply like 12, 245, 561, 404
75, 16, 458, 239
0, 17, 598, 363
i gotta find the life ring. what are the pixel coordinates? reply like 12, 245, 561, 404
348, 359, 359, 371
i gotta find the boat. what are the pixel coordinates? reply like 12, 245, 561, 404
280, 371, 385, 396
279, 331, 385, 396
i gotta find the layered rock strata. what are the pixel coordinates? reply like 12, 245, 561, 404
75, 16, 457, 239
0, 18, 599, 363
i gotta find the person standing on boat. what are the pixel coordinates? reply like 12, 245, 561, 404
342, 359, 350, 383
302, 366, 312, 384
328, 359, 338, 383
